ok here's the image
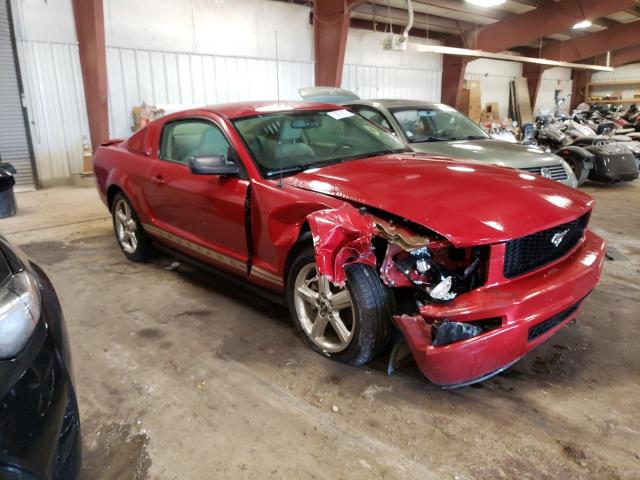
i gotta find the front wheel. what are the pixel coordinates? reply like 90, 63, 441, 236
565, 157, 589, 186
286, 247, 391, 366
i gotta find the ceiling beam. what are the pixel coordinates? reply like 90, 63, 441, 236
349, 18, 456, 42
353, 3, 478, 32
532, 20, 640, 62
463, 0, 637, 53
407, 0, 509, 21
609, 45, 640, 67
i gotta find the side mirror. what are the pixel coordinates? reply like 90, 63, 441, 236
188, 155, 240, 176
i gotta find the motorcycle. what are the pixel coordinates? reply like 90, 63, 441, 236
525, 112, 639, 185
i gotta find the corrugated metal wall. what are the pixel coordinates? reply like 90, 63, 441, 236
342, 64, 441, 102
16, 39, 90, 181
0, 0, 34, 188
106, 46, 313, 138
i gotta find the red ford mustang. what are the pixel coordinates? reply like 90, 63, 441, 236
93, 101, 606, 388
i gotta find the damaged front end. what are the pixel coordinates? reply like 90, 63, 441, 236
306, 204, 487, 303
306, 204, 491, 381
305, 203, 604, 388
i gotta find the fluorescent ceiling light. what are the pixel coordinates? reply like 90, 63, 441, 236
465, 0, 506, 6
572, 19, 592, 29
407, 43, 614, 72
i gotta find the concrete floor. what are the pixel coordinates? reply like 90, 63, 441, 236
2, 183, 639, 480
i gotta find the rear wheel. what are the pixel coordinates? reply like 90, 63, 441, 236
286, 246, 391, 366
112, 193, 153, 261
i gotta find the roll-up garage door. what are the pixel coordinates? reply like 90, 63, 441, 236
0, 0, 36, 189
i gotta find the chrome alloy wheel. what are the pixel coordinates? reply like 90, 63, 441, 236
114, 198, 138, 254
293, 263, 355, 353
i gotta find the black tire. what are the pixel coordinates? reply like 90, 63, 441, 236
566, 157, 589, 186
111, 192, 153, 262
286, 246, 391, 366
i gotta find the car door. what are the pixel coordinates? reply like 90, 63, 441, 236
142, 117, 249, 275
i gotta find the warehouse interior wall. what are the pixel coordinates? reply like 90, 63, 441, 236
591, 63, 640, 99
9, 0, 591, 183
10, 0, 90, 184
342, 29, 442, 102
535, 67, 573, 117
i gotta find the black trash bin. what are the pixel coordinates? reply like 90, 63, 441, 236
0, 162, 17, 219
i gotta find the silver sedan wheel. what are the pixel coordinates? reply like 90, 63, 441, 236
114, 198, 138, 254
293, 263, 355, 353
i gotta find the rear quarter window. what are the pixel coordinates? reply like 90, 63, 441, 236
127, 127, 149, 155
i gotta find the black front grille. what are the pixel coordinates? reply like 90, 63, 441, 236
503, 212, 590, 278
527, 298, 584, 341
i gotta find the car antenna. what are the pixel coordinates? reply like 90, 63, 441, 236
275, 29, 285, 189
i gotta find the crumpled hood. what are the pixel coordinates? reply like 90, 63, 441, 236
411, 138, 565, 169
287, 154, 593, 246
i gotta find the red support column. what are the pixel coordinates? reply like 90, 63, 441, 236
72, 0, 109, 150
441, 54, 467, 108
522, 64, 544, 112
314, 0, 353, 87
570, 70, 592, 111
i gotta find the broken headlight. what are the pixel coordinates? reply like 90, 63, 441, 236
0, 271, 41, 359
390, 245, 484, 304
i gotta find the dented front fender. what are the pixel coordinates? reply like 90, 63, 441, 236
306, 204, 377, 285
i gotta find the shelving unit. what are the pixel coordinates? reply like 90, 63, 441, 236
585, 80, 640, 105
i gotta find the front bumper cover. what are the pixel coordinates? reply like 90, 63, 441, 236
394, 230, 606, 387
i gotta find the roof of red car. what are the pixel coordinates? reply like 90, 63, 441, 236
200, 101, 341, 119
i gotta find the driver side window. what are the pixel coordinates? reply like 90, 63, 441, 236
159, 120, 234, 164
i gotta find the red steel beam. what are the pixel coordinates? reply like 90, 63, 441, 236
538, 21, 640, 63
570, 70, 592, 110
314, 0, 363, 87
610, 45, 640, 67
522, 64, 545, 111
441, 53, 467, 108
72, 0, 109, 150
468, 0, 636, 53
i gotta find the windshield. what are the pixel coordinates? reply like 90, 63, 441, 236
391, 106, 488, 143
232, 109, 409, 177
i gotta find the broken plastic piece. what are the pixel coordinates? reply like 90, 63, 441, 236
429, 276, 456, 301
387, 338, 414, 375
431, 320, 482, 346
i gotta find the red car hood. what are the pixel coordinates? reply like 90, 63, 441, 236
286, 154, 594, 246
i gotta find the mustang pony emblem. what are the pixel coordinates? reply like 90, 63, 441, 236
550, 228, 570, 247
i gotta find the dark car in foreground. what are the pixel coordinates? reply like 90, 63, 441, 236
0, 236, 80, 478
94, 101, 605, 388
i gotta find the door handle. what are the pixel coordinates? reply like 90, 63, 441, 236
150, 174, 166, 186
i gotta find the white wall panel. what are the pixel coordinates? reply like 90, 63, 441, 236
342, 29, 442, 102
591, 64, 640, 100
465, 58, 522, 119
342, 64, 441, 102
106, 46, 313, 138
104, 0, 313, 62
16, 40, 90, 181
535, 67, 572, 116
